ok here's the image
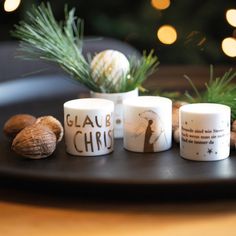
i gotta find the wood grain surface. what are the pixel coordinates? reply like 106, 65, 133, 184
0, 188, 236, 236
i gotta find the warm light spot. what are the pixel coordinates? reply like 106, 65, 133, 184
4, 0, 21, 12
222, 37, 236, 57
157, 25, 177, 45
226, 9, 236, 27
151, 0, 170, 10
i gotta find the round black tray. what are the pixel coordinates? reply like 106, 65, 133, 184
0, 89, 236, 197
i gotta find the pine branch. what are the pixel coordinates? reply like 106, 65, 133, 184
12, 3, 98, 90
127, 50, 159, 92
184, 66, 236, 120
12, 3, 159, 93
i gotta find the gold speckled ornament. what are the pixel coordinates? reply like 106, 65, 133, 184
90, 50, 130, 89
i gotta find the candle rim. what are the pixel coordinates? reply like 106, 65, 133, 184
123, 96, 172, 108
64, 98, 114, 111
180, 103, 231, 114
91, 88, 138, 96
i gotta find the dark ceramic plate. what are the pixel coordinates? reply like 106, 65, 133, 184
0, 82, 236, 195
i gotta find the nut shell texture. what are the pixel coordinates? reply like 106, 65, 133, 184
12, 124, 57, 159
3, 114, 36, 139
36, 116, 64, 142
232, 120, 236, 132
173, 127, 180, 143
172, 102, 188, 130
230, 131, 236, 149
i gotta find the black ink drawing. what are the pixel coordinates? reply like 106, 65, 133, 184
207, 148, 213, 154
144, 120, 154, 152
137, 110, 167, 152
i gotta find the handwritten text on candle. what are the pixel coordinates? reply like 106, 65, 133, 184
66, 114, 113, 153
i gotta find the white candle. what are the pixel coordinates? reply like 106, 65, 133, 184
64, 98, 114, 156
123, 96, 172, 153
91, 89, 138, 138
179, 103, 231, 161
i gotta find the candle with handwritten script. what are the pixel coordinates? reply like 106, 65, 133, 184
179, 103, 231, 161
64, 98, 114, 156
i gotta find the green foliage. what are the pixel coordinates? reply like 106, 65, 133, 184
142, 89, 183, 101
184, 65, 236, 120
12, 3, 97, 90
12, 2, 159, 93
124, 50, 159, 93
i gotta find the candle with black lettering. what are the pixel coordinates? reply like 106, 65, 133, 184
179, 103, 231, 161
64, 98, 114, 156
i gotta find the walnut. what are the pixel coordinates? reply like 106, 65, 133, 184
173, 127, 180, 143
232, 120, 236, 132
12, 124, 57, 159
3, 114, 36, 139
36, 116, 64, 142
230, 131, 236, 149
172, 101, 188, 130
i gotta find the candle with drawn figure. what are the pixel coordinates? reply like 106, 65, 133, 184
123, 96, 172, 152
64, 98, 114, 156
179, 103, 231, 161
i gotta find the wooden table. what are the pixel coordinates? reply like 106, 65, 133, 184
0, 187, 236, 236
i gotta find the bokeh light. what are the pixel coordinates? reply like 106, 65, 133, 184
4, 0, 21, 12
151, 0, 170, 10
157, 25, 177, 45
222, 37, 236, 57
226, 9, 236, 27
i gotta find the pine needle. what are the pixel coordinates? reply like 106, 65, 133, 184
12, 3, 159, 93
12, 3, 98, 90
184, 65, 236, 120
127, 50, 159, 92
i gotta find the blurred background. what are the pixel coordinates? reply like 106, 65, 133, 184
0, 0, 235, 65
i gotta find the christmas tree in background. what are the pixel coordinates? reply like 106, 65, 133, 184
1, 0, 235, 64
